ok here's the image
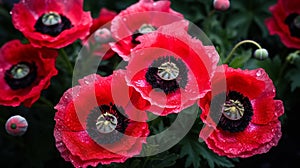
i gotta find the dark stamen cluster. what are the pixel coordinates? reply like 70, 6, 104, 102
34, 13, 73, 37
209, 91, 253, 133
285, 13, 300, 38
145, 56, 188, 94
4, 62, 37, 90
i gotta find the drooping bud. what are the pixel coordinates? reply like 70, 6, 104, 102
213, 0, 230, 11
5, 115, 28, 136
254, 48, 269, 60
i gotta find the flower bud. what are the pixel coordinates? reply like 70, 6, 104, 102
213, 0, 230, 11
93, 28, 113, 44
254, 48, 269, 60
5, 115, 28, 136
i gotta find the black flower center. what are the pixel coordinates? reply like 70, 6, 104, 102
209, 91, 253, 133
4, 62, 37, 90
86, 103, 129, 144
132, 24, 156, 44
145, 56, 188, 94
285, 13, 300, 38
34, 11, 73, 37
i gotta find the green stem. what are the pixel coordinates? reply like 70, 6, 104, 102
277, 50, 300, 83
39, 96, 54, 108
0, 7, 11, 19
207, 9, 216, 17
0, 117, 6, 124
59, 49, 73, 74
223, 40, 262, 64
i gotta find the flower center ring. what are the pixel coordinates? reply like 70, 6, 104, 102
138, 24, 156, 34
96, 112, 118, 134
10, 63, 30, 79
42, 12, 62, 26
222, 99, 245, 120
157, 62, 180, 81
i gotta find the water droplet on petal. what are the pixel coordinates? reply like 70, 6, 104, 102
256, 70, 262, 77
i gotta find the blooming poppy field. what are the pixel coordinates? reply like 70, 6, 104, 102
0, 0, 299, 167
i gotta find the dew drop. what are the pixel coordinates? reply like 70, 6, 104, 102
64, 94, 71, 100
256, 70, 262, 77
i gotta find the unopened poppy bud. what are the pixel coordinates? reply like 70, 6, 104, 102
5, 115, 28, 136
94, 28, 113, 44
254, 48, 269, 60
213, 0, 230, 11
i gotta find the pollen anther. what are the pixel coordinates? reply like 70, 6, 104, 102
222, 99, 245, 120
96, 112, 118, 134
42, 12, 62, 26
157, 62, 179, 81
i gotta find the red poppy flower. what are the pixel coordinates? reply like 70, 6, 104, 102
199, 65, 284, 158
125, 21, 219, 116
110, 0, 184, 61
265, 0, 300, 49
54, 70, 149, 167
83, 8, 117, 60
0, 40, 58, 107
11, 0, 92, 49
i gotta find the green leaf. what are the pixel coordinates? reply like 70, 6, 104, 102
198, 144, 235, 168
229, 49, 252, 68
244, 55, 282, 81
287, 70, 300, 92
179, 136, 202, 168
150, 152, 178, 168
142, 151, 178, 168
178, 124, 236, 168
286, 58, 300, 92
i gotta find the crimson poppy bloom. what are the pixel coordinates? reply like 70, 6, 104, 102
199, 65, 284, 158
0, 40, 58, 107
125, 21, 219, 116
11, 0, 92, 49
110, 0, 184, 61
265, 0, 300, 49
83, 8, 117, 60
54, 70, 149, 167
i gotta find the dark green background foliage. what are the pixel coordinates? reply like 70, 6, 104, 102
0, 0, 299, 167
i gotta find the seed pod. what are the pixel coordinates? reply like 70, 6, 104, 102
94, 28, 113, 44
5, 115, 28, 136
254, 48, 269, 60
